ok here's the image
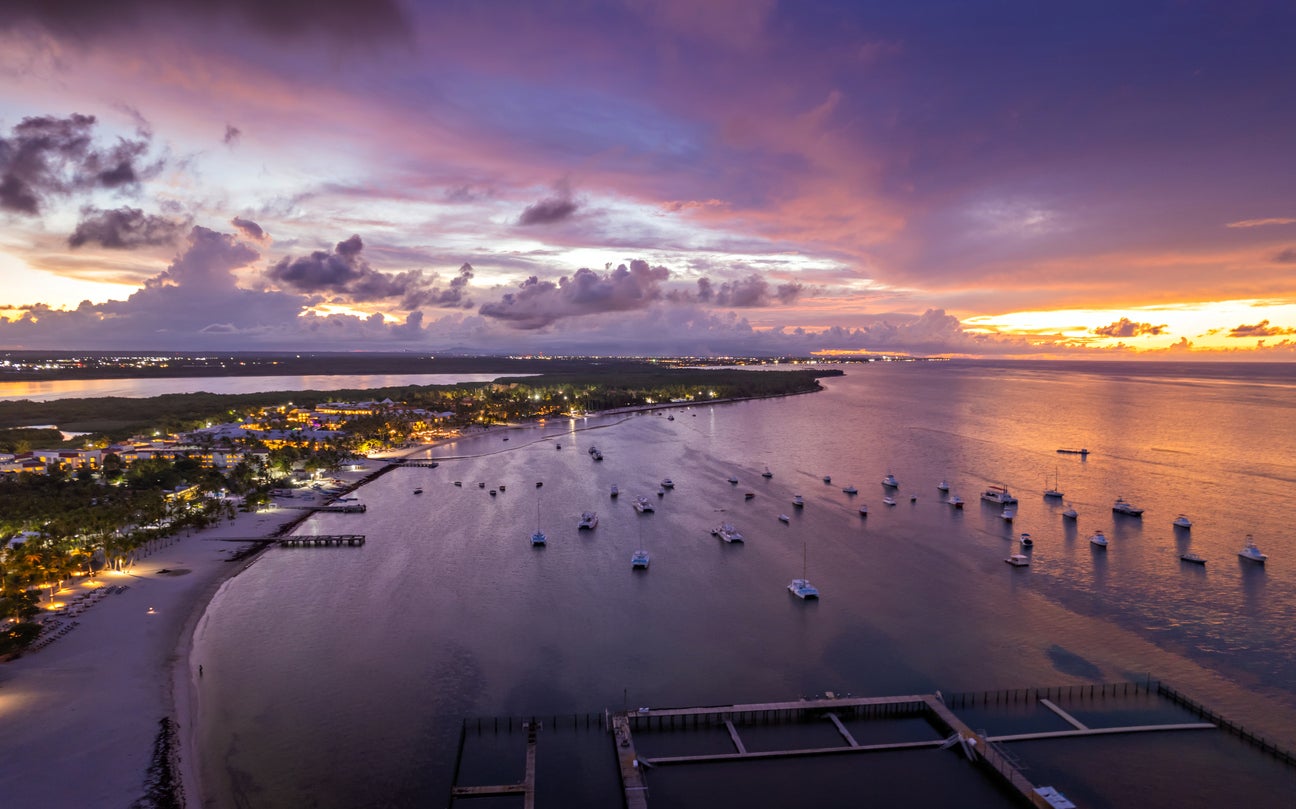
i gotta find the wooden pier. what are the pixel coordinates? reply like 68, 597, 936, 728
393, 460, 440, 468
449, 721, 537, 808
277, 534, 366, 548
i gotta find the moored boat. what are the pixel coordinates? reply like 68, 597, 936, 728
578, 511, 598, 530
728, 475, 739, 484
883, 496, 896, 506
858, 504, 869, 516
792, 494, 804, 507
711, 523, 745, 543
1020, 532, 1033, 547
1173, 514, 1192, 529
778, 513, 791, 523
631, 549, 650, 569
1057, 448, 1090, 455
823, 475, 832, 484
937, 479, 950, 492
1238, 536, 1267, 564
1005, 554, 1030, 567
762, 466, 773, 478
1000, 505, 1016, 522
531, 531, 547, 547
744, 491, 756, 500
842, 485, 858, 494
660, 478, 675, 489
1062, 504, 1078, 520
1180, 552, 1206, 565
1090, 530, 1108, 548
633, 496, 654, 513
981, 485, 1018, 505
1112, 497, 1144, 517
413, 487, 423, 494
882, 472, 899, 488
610, 484, 619, 498
947, 495, 964, 509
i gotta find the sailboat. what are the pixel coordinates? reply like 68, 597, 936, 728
788, 536, 819, 599
530, 491, 546, 546
1044, 467, 1064, 499
631, 517, 650, 569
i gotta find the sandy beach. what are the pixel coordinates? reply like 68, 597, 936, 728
0, 464, 383, 808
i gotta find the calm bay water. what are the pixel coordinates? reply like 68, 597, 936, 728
190, 361, 1296, 807
0, 372, 515, 402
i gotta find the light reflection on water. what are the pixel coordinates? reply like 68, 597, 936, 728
192, 361, 1296, 807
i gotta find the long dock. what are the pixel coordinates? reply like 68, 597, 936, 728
276, 534, 366, 547
449, 721, 537, 808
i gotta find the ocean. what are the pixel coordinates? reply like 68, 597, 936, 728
188, 360, 1296, 807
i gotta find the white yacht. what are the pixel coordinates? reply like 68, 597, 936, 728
578, 511, 598, 530
660, 478, 675, 489
882, 473, 899, 488
728, 475, 739, 484
947, 495, 964, 509
1062, 504, 1078, 520
778, 513, 791, 523
1090, 530, 1108, 548
1005, 554, 1031, 567
1173, 514, 1192, 529
631, 550, 650, 569
530, 531, 547, 547
841, 485, 858, 494
1044, 469, 1063, 499
610, 484, 619, 498
1238, 536, 1268, 564
1112, 497, 1144, 516
792, 495, 805, 507
633, 496, 654, 513
788, 578, 820, 599
937, 479, 950, 492
1000, 506, 1016, 522
883, 496, 896, 506
712, 523, 745, 543
981, 485, 1018, 505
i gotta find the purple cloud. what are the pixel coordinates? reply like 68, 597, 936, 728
266, 235, 473, 309
68, 206, 189, 249
1092, 318, 1167, 338
231, 216, 267, 241
479, 260, 669, 328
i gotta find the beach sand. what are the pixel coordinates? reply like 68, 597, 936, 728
0, 467, 379, 807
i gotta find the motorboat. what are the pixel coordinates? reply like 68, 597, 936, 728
858, 504, 868, 516
1173, 514, 1192, 529
1000, 506, 1016, 522
588, 446, 599, 455
667, 414, 674, 421
578, 511, 598, 530
633, 496, 654, 513
530, 531, 547, 547
981, 485, 1018, 505
882, 473, 899, 488
823, 475, 832, 484
937, 479, 950, 492
1112, 497, 1144, 517
535, 481, 543, 488
413, 487, 423, 495
478, 482, 485, 488
610, 485, 619, 498
792, 495, 805, 507
660, 478, 675, 489
788, 578, 820, 599
883, 496, 896, 506
489, 489, 497, 496
657, 488, 666, 497
454, 481, 462, 486
947, 495, 964, 509
778, 514, 791, 523
631, 550, 650, 569
498, 484, 506, 492
1090, 530, 1108, 548
1238, 536, 1267, 564
592, 450, 603, 461
762, 466, 773, 478
1180, 553, 1206, 565
1005, 554, 1031, 567
909, 494, 917, 502
1020, 532, 1034, 547
728, 475, 739, 484
712, 523, 745, 543
745, 491, 756, 500
841, 485, 858, 494
1062, 504, 1078, 520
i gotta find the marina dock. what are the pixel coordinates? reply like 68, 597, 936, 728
277, 534, 366, 547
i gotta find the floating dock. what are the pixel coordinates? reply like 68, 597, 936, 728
277, 534, 366, 548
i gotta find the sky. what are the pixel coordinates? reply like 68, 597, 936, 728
1, 0, 1294, 358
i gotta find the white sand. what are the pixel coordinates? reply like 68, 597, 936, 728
0, 469, 376, 807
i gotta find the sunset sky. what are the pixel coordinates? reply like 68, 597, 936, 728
1, 1, 1294, 357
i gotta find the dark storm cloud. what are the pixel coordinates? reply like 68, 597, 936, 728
230, 216, 266, 241
0, 114, 158, 215
517, 193, 579, 226
223, 125, 242, 145
68, 206, 190, 249
266, 236, 473, 309
0, 0, 409, 44
479, 260, 669, 328
1092, 318, 1167, 338
682, 274, 804, 307
1229, 320, 1296, 338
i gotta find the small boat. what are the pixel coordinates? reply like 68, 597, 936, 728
947, 495, 964, 509
858, 505, 869, 516
841, 485, 858, 495
823, 475, 832, 484
631, 549, 650, 569
633, 496, 654, 513
1062, 504, 1078, 520
1173, 514, 1192, 529
744, 492, 756, 500
937, 479, 950, 492
1090, 530, 1108, 548
909, 494, 917, 502
479, 482, 485, 488
1000, 506, 1015, 522
728, 475, 739, 484
1180, 553, 1206, 565
535, 481, 543, 488
778, 514, 791, 523
762, 467, 773, 478
498, 484, 506, 492
531, 531, 547, 547
882, 473, 899, 488
453, 481, 462, 487
660, 478, 675, 489
578, 511, 598, 530
1057, 448, 1090, 455
610, 485, 619, 498
883, 496, 896, 506
788, 578, 820, 599
489, 489, 497, 496
1112, 497, 1144, 517
592, 451, 603, 461
1005, 554, 1031, 567
555, 444, 561, 450
413, 488, 423, 494
1238, 536, 1267, 564
667, 414, 674, 421
1019, 533, 1034, 547
981, 485, 1017, 505
657, 488, 666, 497
502, 437, 509, 441
712, 523, 745, 543
588, 446, 598, 455
792, 495, 805, 507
